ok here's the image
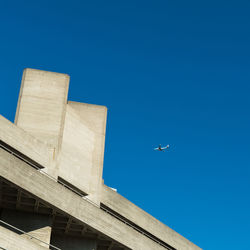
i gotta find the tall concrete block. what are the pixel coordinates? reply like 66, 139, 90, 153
14, 68, 69, 177
59, 101, 107, 204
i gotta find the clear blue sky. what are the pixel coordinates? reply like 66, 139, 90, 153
0, 1, 249, 249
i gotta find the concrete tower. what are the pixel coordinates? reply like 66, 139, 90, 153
0, 69, 201, 250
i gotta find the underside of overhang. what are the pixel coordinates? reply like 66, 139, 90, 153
0, 177, 128, 250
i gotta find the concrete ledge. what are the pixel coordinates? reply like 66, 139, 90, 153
101, 184, 201, 250
0, 226, 48, 250
0, 148, 166, 250
0, 115, 54, 171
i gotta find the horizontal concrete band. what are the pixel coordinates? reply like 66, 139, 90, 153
0, 148, 166, 250
0, 115, 53, 170
0, 225, 48, 250
101, 185, 201, 250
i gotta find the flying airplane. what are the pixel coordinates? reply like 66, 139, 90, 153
154, 144, 170, 152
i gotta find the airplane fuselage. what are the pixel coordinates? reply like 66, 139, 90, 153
154, 144, 169, 151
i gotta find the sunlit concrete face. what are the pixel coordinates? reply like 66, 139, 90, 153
0, 114, 54, 171
59, 101, 107, 204
15, 68, 69, 149
14, 68, 70, 178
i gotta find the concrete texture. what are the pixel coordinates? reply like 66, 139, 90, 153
0, 114, 54, 171
51, 235, 97, 250
0, 225, 48, 250
59, 102, 107, 204
15, 68, 69, 177
0, 148, 168, 250
1, 209, 52, 248
101, 184, 201, 250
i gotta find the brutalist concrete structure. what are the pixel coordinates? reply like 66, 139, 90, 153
0, 69, 201, 250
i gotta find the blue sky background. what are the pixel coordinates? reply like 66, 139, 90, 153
0, 1, 249, 249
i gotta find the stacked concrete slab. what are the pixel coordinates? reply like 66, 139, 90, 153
0, 68, 201, 250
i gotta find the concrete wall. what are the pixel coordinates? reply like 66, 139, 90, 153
0, 225, 48, 250
101, 184, 201, 250
14, 68, 69, 177
1, 209, 52, 248
59, 102, 107, 204
50, 235, 97, 250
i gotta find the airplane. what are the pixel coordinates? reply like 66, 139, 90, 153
154, 144, 170, 152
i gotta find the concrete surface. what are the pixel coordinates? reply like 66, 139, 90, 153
0, 114, 54, 171
1, 209, 52, 248
0, 225, 48, 250
59, 102, 107, 204
14, 68, 69, 177
51, 235, 97, 250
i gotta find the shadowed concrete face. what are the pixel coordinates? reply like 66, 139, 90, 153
0, 209, 52, 248
50, 235, 97, 250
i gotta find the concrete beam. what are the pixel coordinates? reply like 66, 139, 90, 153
0, 226, 48, 250
101, 184, 201, 250
0, 148, 167, 250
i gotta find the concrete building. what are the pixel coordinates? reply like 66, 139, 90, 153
0, 68, 201, 250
